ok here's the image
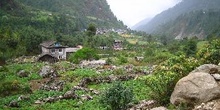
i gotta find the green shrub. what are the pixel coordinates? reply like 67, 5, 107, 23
106, 57, 113, 65
69, 47, 99, 64
144, 51, 174, 64
181, 38, 197, 57
117, 55, 128, 65
112, 68, 125, 75
145, 55, 200, 105
100, 82, 134, 110
197, 39, 220, 64
0, 79, 31, 97
64, 69, 98, 81
0, 66, 8, 72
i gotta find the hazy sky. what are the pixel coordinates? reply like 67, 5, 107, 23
106, 0, 182, 27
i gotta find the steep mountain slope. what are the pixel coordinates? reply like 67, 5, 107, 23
17, 0, 125, 29
0, 0, 126, 62
157, 10, 220, 39
135, 0, 220, 39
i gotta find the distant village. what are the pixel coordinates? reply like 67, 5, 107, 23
95, 28, 127, 35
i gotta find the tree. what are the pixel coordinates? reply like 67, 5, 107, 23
86, 23, 97, 37
68, 47, 99, 64
182, 38, 197, 57
100, 82, 134, 110
160, 35, 168, 46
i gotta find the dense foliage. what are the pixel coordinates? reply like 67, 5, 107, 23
145, 55, 200, 105
100, 82, 134, 110
197, 39, 220, 64
69, 48, 99, 64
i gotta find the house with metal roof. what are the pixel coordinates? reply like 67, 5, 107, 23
38, 41, 81, 63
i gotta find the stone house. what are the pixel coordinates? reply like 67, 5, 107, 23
38, 41, 81, 63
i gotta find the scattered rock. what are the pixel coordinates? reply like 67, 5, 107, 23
135, 56, 144, 62
128, 100, 157, 110
124, 64, 134, 73
18, 95, 30, 101
109, 74, 117, 81
45, 97, 59, 103
39, 65, 58, 78
72, 86, 100, 95
151, 106, 168, 110
81, 94, 93, 101
170, 72, 220, 106
80, 60, 106, 69
40, 78, 65, 91
35, 100, 42, 104
63, 90, 77, 99
193, 99, 220, 110
8, 100, 19, 108
17, 70, 29, 77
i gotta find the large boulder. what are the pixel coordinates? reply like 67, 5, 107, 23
170, 72, 220, 105
190, 64, 220, 74
39, 65, 57, 78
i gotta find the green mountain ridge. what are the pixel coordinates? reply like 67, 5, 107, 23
18, 0, 125, 29
135, 0, 220, 39
157, 10, 220, 39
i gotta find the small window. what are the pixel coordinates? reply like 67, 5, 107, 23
59, 49, 62, 52
59, 56, 62, 59
51, 49, 55, 53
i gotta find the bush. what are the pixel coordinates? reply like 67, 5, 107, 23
197, 39, 220, 64
69, 47, 99, 64
145, 55, 200, 105
0, 79, 31, 97
117, 55, 128, 65
100, 82, 134, 110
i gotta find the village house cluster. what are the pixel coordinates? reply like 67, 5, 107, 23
38, 39, 124, 63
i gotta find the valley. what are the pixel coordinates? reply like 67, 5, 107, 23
1, 0, 220, 110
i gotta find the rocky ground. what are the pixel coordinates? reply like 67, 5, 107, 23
6, 56, 220, 110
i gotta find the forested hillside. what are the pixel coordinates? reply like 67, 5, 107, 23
18, 0, 124, 29
0, 0, 126, 63
135, 0, 220, 39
